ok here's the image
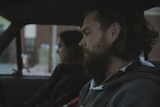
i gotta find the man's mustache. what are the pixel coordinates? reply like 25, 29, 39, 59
82, 48, 88, 54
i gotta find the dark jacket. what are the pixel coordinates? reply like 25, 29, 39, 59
78, 58, 160, 107
24, 63, 89, 107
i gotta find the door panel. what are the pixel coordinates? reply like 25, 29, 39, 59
0, 76, 49, 107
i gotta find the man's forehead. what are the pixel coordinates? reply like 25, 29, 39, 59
81, 11, 97, 27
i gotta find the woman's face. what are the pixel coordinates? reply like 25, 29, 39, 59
57, 37, 70, 62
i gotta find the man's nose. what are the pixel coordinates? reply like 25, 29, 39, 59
79, 38, 86, 48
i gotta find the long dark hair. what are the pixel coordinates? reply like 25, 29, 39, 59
59, 30, 83, 62
83, 1, 158, 61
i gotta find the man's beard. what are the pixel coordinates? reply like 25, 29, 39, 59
83, 45, 112, 84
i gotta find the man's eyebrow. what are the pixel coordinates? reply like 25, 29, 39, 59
81, 27, 89, 34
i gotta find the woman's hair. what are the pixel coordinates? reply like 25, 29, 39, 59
83, 1, 159, 61
59, 30, 83, 61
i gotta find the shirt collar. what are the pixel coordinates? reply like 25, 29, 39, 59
139, 56, 155, 67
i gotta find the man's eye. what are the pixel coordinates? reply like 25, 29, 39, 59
84, 31, 90, 36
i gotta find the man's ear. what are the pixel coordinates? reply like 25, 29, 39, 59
110, 22, 121, 41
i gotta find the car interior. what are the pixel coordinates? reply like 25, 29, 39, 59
0, 0, 160, 107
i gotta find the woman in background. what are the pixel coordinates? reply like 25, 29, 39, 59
24, 30, 89, 107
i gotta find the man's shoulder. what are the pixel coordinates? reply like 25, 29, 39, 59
117, 65, 160, 86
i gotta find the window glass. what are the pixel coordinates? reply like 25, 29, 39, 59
145, 6, 160, 60
0, 38, 17, 75
21, 24, 80, 76
0, 16, 11, 36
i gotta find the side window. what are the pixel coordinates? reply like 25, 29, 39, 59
0, 16, 16, 75
0, 38, 17, 75
21, 24, 80, 76
145, 6, 160, 60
